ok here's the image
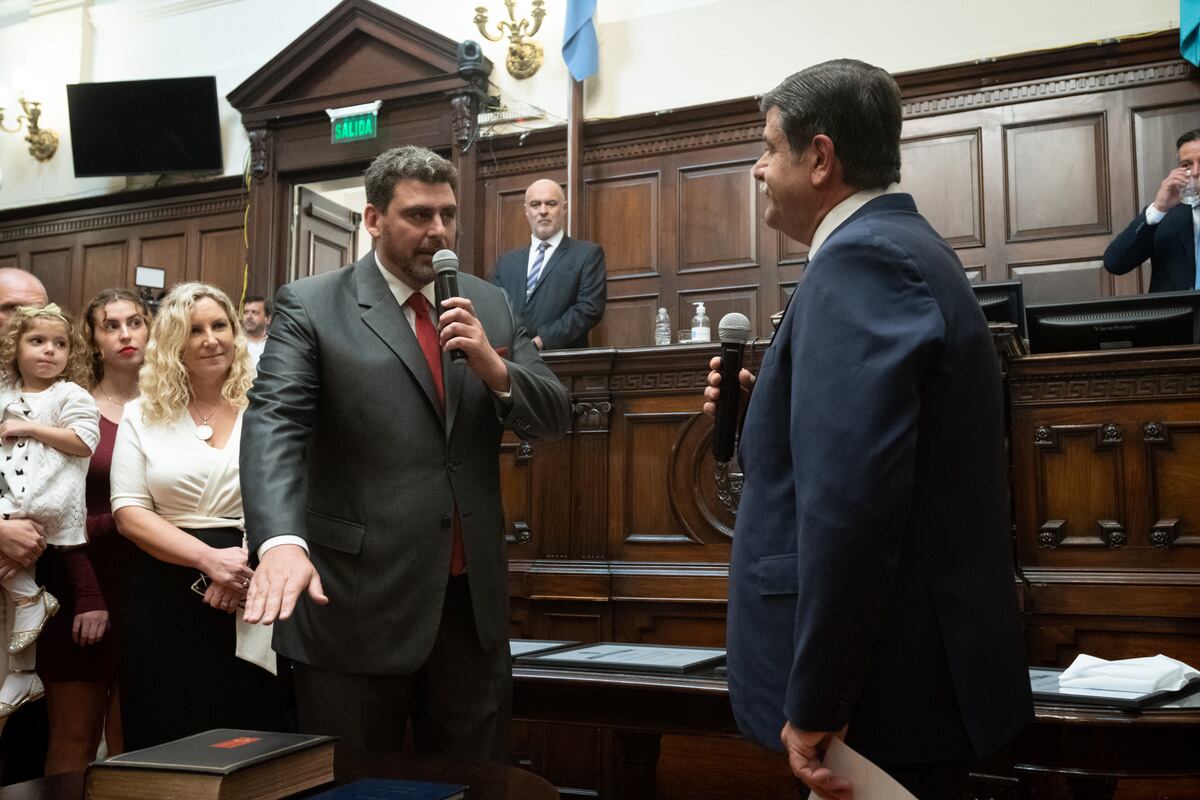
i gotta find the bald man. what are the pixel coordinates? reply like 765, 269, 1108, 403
492, 179, 606, 350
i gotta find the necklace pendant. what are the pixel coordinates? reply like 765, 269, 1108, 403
195, 424, 214, 442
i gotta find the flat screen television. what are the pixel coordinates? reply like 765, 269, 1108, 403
971, 280, 1026, 338
66, 77, 223, 177
1026, 290, 1200, 354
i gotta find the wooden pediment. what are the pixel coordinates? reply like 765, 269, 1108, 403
228, 0, 480, 123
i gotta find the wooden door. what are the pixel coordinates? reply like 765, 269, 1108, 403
294, 187, 360, 279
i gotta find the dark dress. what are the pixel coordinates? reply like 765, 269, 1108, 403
111, 409, 292, 750
118, 525, 292, 750
38, 416, 127, 682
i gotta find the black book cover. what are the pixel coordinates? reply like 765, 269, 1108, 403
95, 729, 335, 775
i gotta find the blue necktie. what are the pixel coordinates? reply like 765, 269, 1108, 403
527, 242, 550, 297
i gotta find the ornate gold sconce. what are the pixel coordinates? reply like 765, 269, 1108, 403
0, 96, 58, 162
474, 0, 546, 79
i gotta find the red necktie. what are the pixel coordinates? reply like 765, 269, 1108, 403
406, 293, 465, 575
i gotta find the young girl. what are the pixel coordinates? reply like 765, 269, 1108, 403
0, 304, 99, 716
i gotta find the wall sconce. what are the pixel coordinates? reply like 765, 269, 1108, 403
0, 94, 59, 162
474, 0, 546, 79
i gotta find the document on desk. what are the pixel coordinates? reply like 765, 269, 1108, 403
516, 642, 726, 673
822, 738, 917, 800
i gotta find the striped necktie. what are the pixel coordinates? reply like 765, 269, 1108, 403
527, 241, 550, 297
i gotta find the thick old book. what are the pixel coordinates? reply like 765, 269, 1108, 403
85, 729, 335, 800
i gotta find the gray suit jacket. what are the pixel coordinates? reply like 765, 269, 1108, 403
241, 254, 570, 675
492, 235, 606, 349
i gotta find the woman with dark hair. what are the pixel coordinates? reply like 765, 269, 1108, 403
110, 282, 288, 749
38, 289, 148, 773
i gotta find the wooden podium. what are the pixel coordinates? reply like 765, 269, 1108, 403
500, 334, 1200, 798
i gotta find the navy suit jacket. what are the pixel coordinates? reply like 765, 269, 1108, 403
1103, 204, 1196, 292
727, 193, 1032, 767
492, 235, 606, 349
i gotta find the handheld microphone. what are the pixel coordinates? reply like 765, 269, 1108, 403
713, 312, 752, 464
432, 249, 466, 361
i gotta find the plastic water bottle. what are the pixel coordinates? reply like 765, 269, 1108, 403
654, 308, 671, 346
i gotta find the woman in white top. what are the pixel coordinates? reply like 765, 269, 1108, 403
110, 283, 289, 749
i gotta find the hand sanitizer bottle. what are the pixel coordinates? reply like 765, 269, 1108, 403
691, 302, 711, 343
654, 307, 672, 346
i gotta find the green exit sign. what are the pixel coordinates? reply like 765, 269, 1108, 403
332, 113, 376, 143
326, 101, 382, 145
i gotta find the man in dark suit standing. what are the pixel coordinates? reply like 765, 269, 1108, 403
703, 60, 1031, 799
492, 179, 606, 349
240, 146, 570, 759
1104, 128, 1200, 292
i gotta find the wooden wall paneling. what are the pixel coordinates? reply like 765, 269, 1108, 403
197, 225, 247, 305
584, 172, 660, 281
618, 411, 694, 546
1008, 257, 1112, 303
899, 129, 984, 248
590, 293, 659, 348
518, 723, 607, 800
530, 437, 574, 560
676, 285, 759, 341
539, 603, 611, 643
1142, 420, 1200, 553
676, 160, 757, 273
571, 401, 611, 561
1029, 421, 1127, 553
139, 233, 188, 293
29, 248, 72, 309
0, 255, 17, 270
1004, 113, 1110, 243
1025, 610, 1200, 667
499, 437, 535, 554
962, 262, 987, 283
611, 602, 728, 648
1131, 101, 1200, 211
80, 241, 127, 308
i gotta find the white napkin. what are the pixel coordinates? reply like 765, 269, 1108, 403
1059, 654, 1200, 694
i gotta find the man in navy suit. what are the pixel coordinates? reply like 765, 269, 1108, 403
492, 179, 606, 350
1104, 128, 1200, 292
704, 60, 1031, 799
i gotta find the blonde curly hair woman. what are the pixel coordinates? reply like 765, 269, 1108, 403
110, 283, 289, 749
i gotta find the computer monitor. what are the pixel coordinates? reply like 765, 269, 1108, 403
1026, 290, 1200, 354
971, 280, 1026, 338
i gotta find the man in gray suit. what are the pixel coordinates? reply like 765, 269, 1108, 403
241, 146, 570, 759
492, 179, 606, 350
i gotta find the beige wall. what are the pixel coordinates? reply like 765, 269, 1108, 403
0, 0, 1180, 211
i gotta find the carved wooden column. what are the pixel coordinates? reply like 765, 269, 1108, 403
448, 43, 493, 278
245, 126, 287, 295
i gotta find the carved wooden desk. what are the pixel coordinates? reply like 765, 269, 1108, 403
512, 663, 1200, 800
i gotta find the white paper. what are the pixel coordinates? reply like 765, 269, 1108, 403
822, 738, 917, 800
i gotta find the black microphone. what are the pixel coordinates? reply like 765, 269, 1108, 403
713, 312, 751, 464
432, 249, 466, 361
